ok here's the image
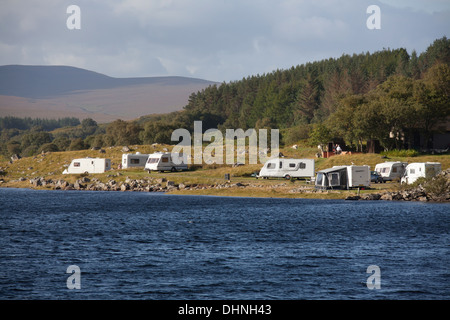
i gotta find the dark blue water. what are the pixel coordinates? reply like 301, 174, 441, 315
0, 188, 448, 300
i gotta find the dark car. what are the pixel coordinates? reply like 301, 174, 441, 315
371, 171, 383, 183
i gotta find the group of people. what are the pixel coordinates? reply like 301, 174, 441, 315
317, 143, 343, 157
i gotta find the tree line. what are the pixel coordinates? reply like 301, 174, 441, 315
323, 63, 449, 151
0, 116, 80, 131
0, 37, 448, 159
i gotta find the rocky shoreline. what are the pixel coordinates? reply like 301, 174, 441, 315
346, 169, 450, 202
2, 168, 448, 203
24, 175, 266, 193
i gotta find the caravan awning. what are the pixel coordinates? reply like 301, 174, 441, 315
317, 166, 347, 174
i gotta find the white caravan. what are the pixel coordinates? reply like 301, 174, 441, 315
315, 165, 371, 189
400, 162, 441, 185
63, 158, 111, 174
258, 158, 315, 180
121, 152, 150, 169
375, 161, 408, 182
145, 152, 188, 172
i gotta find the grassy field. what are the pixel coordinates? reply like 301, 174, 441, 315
1, 143, 449, 199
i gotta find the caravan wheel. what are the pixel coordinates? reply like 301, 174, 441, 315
285, 175, 291, 180
171, 167, 176, 172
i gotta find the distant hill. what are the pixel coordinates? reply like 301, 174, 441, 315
0, 65, 217, 122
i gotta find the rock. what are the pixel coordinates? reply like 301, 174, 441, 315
166, 180, 175, 187
122, 146, 131, 152
379, 193, 392, 201
11, 154, 21, 162
74, 181, 85, 190
63, 184, 75, 190
120, 183, 129, 191
391, 193, 404, 201
97, 182, 108, 191
364, 194, 381, 200
345, 196, 360, 201
29, 178, 41, 187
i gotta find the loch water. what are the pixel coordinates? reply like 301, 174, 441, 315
0, 188, 448, 300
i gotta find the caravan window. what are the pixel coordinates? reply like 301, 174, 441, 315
74, 162, 80, 167
410, 168, 415, 174
289, 163, 296, 168
161, 157, 169, 163
267, 163, 276, 169
316, 173, 324, 186
299, 162, 306, 169
148, 158, 158, 164
329, 173, 340, 186
130, 159, 140, 164
392, 167, 397, 173
279, 161, 283, 169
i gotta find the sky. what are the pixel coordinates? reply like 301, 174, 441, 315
0, 0, 449, 82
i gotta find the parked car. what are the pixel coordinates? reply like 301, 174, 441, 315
370, 171, 384, 183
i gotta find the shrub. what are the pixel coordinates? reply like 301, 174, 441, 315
424, 175, 449, 198
38, 143, 59, 153
381, 149, 420, 157
68, 138, 86, 151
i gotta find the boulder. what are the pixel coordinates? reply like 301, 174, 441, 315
74, 181, 85, 190
363, 194, 381, 201
11, 154, 21, 162
166, 180, 175, 187
391, 193, 404, 201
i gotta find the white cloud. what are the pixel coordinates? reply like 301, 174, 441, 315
0, 0, 448, 82
43, 53, 86, 68
378, 0, 450, 14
